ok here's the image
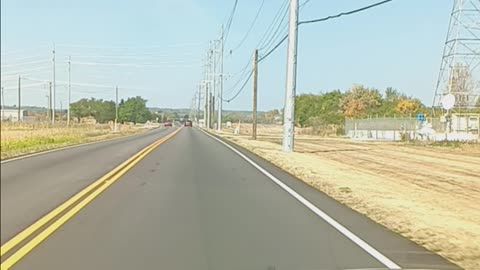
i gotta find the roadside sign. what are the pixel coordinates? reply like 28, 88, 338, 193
416, 113, 425, 122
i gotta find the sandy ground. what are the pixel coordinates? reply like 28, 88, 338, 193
216, 124, 480, 270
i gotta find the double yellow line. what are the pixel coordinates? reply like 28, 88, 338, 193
0, 128, 181, 269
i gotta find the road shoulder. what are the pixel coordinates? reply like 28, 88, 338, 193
201, 128, 461, 270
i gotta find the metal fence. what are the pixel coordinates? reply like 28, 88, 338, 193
345, 115, 479, 141
345, 117, 418, 141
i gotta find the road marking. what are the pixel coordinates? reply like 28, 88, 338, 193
0, 128, 181, 269
200, 129, 401, 270
0, 127, 163, 164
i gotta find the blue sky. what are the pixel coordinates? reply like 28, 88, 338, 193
1, 0, 452, 111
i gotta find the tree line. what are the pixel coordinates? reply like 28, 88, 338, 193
70, 96, 154, 124
295, 85, 428, 128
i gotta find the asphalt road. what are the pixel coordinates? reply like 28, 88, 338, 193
1, 128, 460, 270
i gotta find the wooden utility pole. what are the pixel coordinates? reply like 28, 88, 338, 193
17, 76, 21, 122
252, 49, 258, 140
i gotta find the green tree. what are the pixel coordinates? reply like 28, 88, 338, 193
294, 90, 344, 127
70, 98, 116, 123
375, 87, 406, 116
70, 98, 93, 119
295, 94, 320, 127
118, 96, 152, 124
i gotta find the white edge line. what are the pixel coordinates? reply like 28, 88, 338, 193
199, 128, 401, 270
0, 127, 164, 164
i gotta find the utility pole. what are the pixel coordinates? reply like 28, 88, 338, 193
217, 25, 224, 131
207, 44, 212, 129
197, 85, 202, 125
202, 54, 208, 128
210, 93, 214, 129
252, 49, 258, 140
52, 43, 56, 125
46, 94, 50, 121
67, 56, 71, 127
115, 86, 118, 132
1, 86, 4, 121
211, 42, 216, 129
49, 82, 53, 124
205, 83, 208, 128
17, 76, 21, 122
282, 0, 299, 152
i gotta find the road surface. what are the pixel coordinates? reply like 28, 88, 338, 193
1, 127, 460, 270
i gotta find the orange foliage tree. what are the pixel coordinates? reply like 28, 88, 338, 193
395, 99, 423, 116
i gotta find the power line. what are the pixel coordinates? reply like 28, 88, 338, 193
1, 66, 51, 76
257, 0, 289, 50
59, 54, 197, 60
222, 69, 254, 102
298, 0, 394, 25
259, 4, 290, 51
223, 0, 288, 102
300, 0, 313, 9
1, 54, 50, 63
258, 0, 395, 63
259, 35, 288, 63
223, 0, 239, 45
224, 68, 252, 97
224, 0, 394, 103
0, 46, 50, 56
230, 0, 265, 52
230, 58, 252, 79
1, 83, 47, 90
260, 0, 315, 56
65, 61, 200, 68
55, 42, 205, 50
1, 59, 51, 68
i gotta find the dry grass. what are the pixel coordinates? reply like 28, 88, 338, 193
0, 121, 146, 160
216, 124, 480, 270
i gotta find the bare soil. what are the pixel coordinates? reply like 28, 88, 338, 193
217, 124, 480, 270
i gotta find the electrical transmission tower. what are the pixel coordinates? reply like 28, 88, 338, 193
433, 0, 480, 111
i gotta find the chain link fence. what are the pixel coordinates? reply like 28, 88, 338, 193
345, 114, 479, 141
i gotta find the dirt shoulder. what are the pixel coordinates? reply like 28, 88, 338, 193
214, 126, 480, 270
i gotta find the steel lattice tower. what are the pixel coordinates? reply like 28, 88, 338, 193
433, 0, 480, 111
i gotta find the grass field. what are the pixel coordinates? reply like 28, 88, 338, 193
217, 124, 480, 270
0, 122, 147, 160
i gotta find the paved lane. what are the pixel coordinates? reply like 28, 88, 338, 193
1, 127, 176, 244
4, 128, 460, 269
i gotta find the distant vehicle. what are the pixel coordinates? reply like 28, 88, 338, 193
184, 120, 192, 127
164, 121, 172, 127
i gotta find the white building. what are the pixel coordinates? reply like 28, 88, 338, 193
1, 109, 26, 122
